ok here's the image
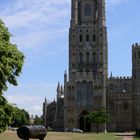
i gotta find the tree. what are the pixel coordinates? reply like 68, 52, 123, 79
34, 115, 43, 125
87, 109, 109, 133
0, 19, 24, 133
0, 95, 14, 133
10, 107, 30, 127
0, 19, 24, 95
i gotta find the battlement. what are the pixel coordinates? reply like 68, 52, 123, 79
109, 76, 132, 80
132, 43, 140, 48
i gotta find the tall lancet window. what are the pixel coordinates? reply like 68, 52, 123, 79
84, 4, 92, 16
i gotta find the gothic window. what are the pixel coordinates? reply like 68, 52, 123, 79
122, 83, 128, 93
78, 2, 82, 25
109, 102, 114, 110
138, 69, 140, 80
93, 34, 96, 42
138, 51, 140, 59
86, 35, 89, 42
79, 53, 83, 64
86, 52, 89, 63
92, 52, 96, 63
123, 102, 129, 110
84, 4, 92, 16
79, 35, 82, 42
109, 83, 114, 90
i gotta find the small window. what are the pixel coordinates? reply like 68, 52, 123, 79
86, 53, 89, 63
73, 53, 75, 56
138, 51, 140, 59
123, 102, 129, 110
79, 53, 83, 63
93, 35, 96, 42
92, 52, 96, 62
84, 4, 92, 16
109, 83, 114, 90
79, 35, 82, 42
86, 35, 89, 42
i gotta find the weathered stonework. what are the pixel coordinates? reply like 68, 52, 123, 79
42, 0, 140, 132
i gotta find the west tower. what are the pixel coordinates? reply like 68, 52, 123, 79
64, 0, 108, 132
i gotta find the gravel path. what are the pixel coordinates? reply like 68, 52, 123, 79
123, 136, 133, 140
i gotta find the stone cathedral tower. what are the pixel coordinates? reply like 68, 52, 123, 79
64, 0, 108, 132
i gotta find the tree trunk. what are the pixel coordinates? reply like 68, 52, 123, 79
96, 124, 99, 134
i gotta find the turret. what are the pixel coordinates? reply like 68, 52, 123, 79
43, 97, 47, 127
98, 0, 106, 26
132, 43, 140, 131
64, 70, 67, 85
57, 82, 61, 97
132, 43, 140, 81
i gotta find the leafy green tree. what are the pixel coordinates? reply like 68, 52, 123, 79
0, 19, 24, 133
0, 19, 24, 95
0, 95, 14, 133
11, 107, 30, 127
34, 115, 43, 125
87, 109, 109, 133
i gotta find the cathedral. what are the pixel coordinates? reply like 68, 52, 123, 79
43, 0, 140, 132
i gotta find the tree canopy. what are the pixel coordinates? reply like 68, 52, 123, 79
0, 19, 24, 95
0, 19, 25, 133
10, 107, 30, 127
0, 95, 14, 133
87, 109, 109, 133
34, 115, 43, 125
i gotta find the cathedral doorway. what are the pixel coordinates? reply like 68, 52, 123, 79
79, 111, 90, 132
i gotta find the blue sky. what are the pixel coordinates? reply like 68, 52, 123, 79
0, 0, 140, 116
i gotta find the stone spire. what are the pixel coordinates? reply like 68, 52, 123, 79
64, 70, 67, 84
57, 82, 61, 97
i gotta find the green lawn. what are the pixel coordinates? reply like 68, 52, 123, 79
0, 130, 123, 140
134, 137, 140, 140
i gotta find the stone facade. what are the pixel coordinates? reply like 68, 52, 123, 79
42, 83, 64, 131
64, 0, 107, 132
42, 0, 140, 132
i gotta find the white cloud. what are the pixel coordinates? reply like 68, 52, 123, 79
0, 0, 70, 55
4, 82, 57, 116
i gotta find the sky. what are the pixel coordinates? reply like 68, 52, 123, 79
0, 0, 140, 116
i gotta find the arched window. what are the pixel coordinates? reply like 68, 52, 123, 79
86, 52, 89, 63
79, 35, 82, 42
123, 102, 129, 110
93, 34, 96, 42
92, 52, 96, 63
79, 53, 83, 64
84, 4, 92, 16
86, 35, 89, 42
109, 83, 114, 90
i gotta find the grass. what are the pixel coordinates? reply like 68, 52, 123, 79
134, 137, 140, 140
0, 130, 124, 140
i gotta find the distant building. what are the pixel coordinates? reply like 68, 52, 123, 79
43, 83, 64, 131
43, 0, 140, 132
30, 114, 34, 125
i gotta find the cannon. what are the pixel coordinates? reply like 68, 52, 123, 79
17, 125, 47, 140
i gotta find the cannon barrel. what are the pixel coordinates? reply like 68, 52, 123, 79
17, 125, 47, 140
